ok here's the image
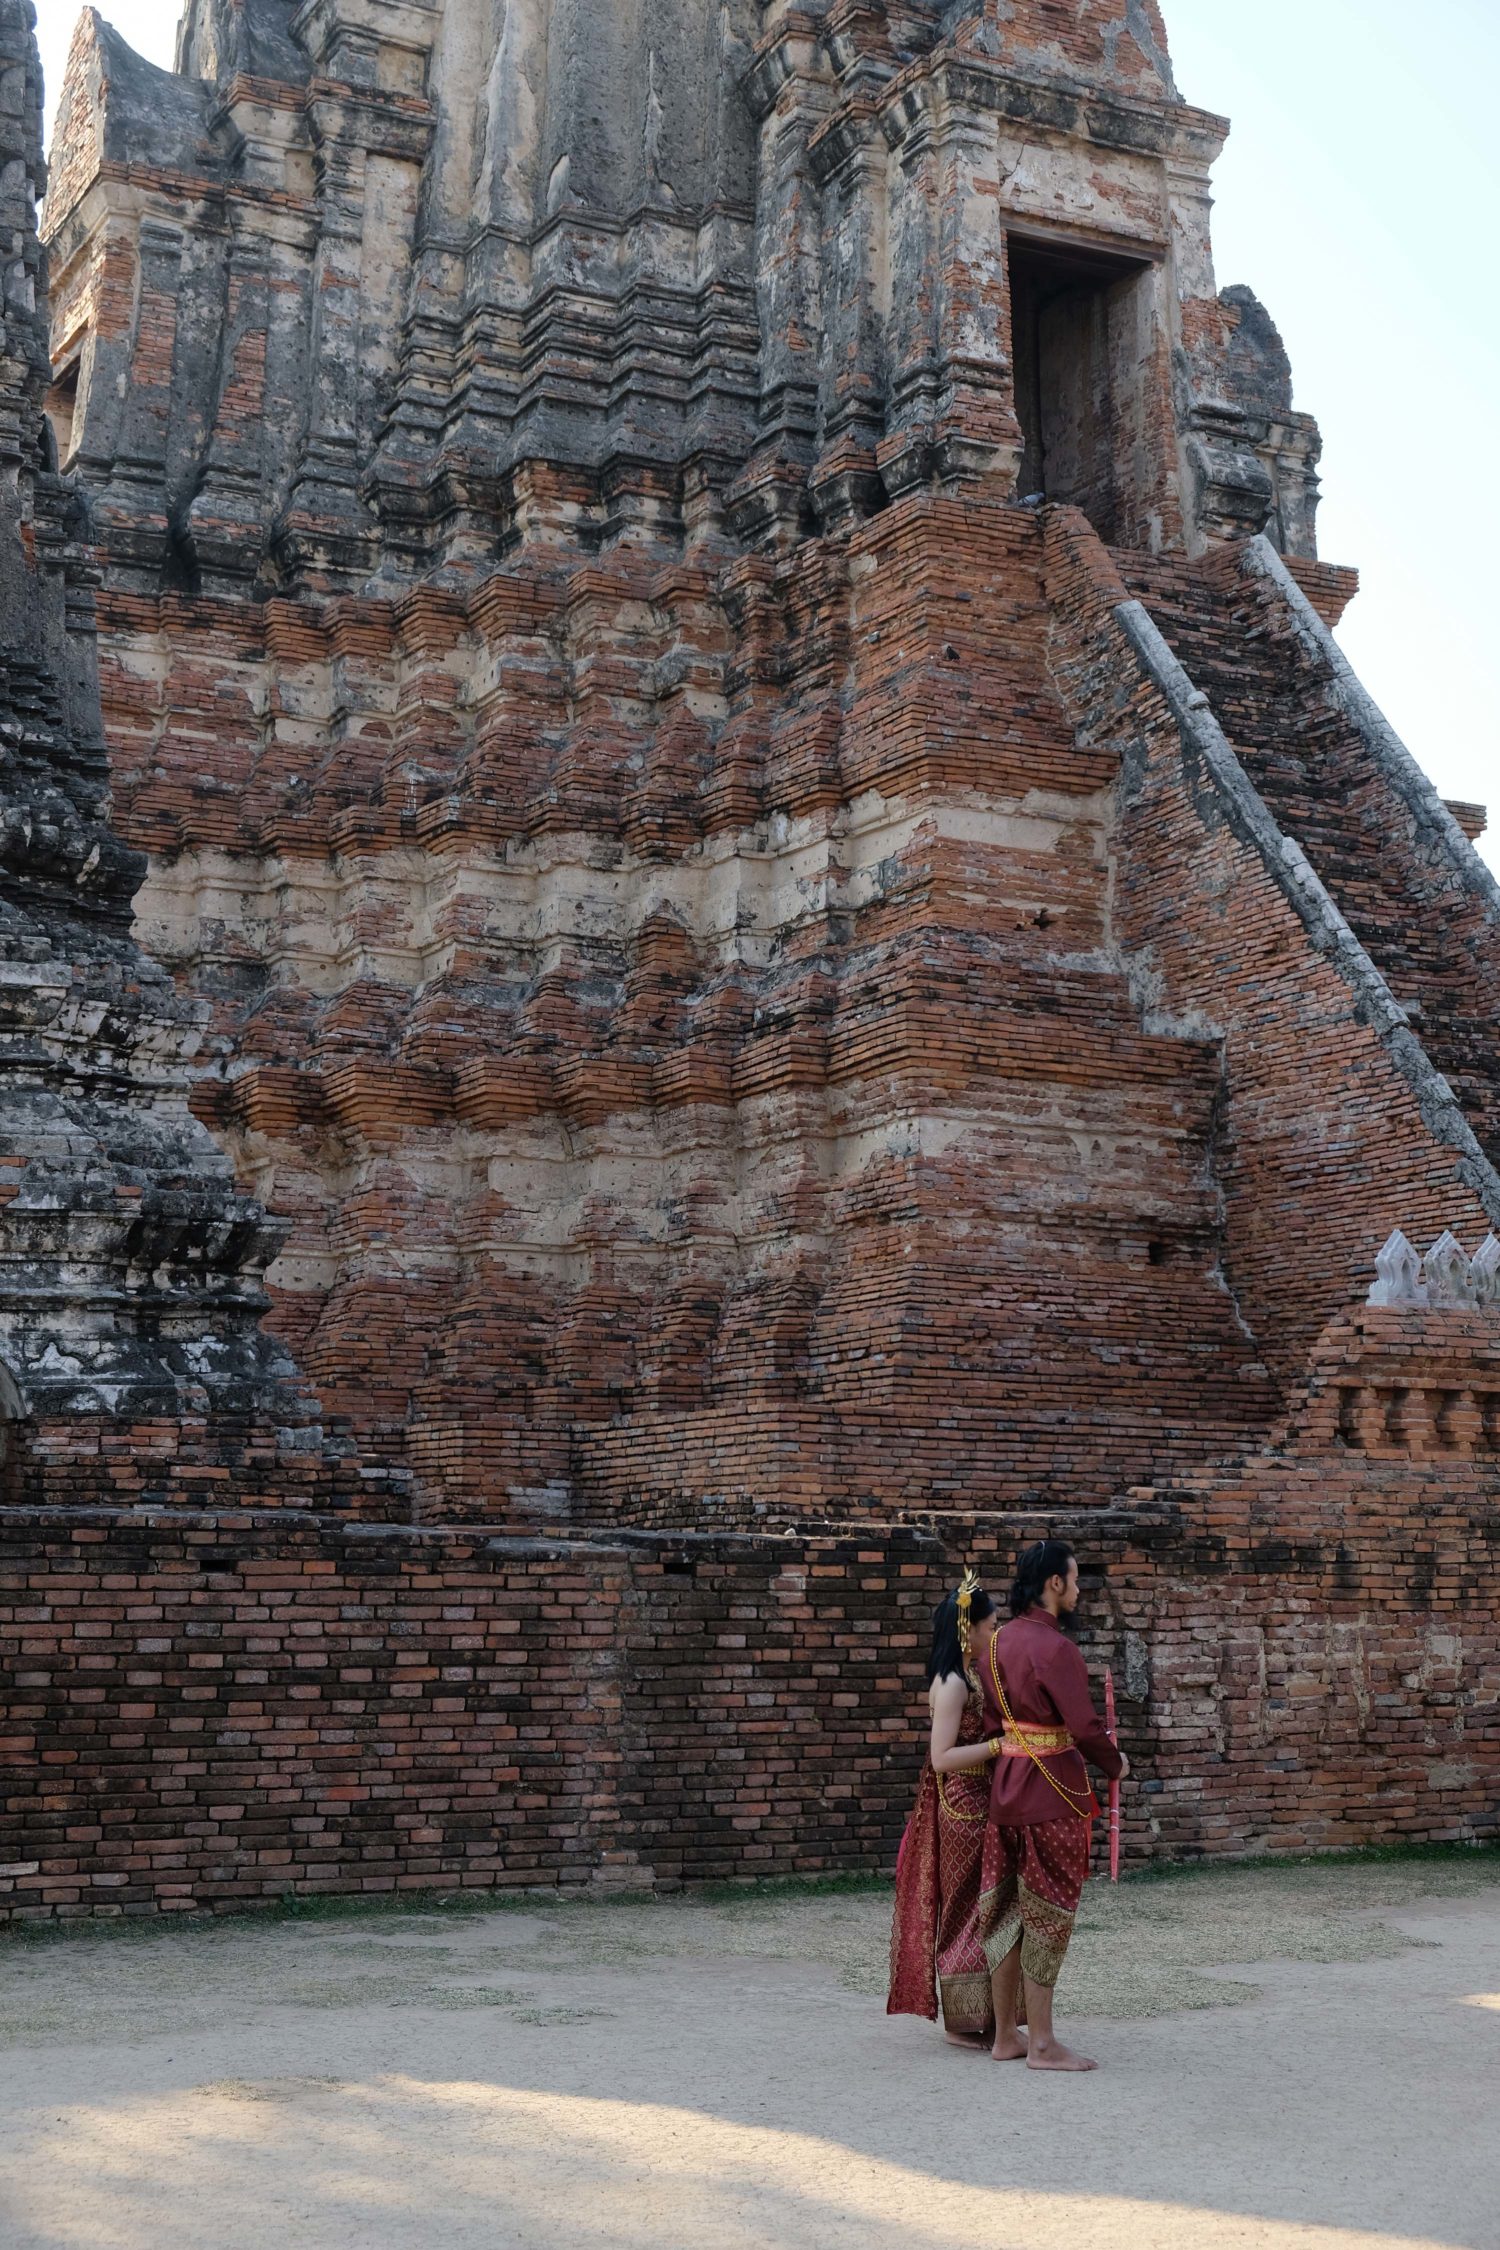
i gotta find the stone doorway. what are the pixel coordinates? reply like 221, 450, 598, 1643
1007, 233, 1159, 544
43, 356, 81, 472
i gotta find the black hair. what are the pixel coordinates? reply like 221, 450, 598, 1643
925, 1584, 996, 1685
1009, 1539, 1076, 1618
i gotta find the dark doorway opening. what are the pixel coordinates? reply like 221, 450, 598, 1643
0, 1357, 28, 1503
44, 357, 82, 471
1008, 235, 1158, 545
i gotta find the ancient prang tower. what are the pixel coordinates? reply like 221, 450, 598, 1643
3, 0, 1497, 1914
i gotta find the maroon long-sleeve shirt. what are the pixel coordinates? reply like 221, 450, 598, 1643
981, 1607, 1123, 1828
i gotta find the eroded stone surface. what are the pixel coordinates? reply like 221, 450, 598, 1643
0, 0, 299, 1436
42, 0, 1316, 590
0, 0, 407, 1516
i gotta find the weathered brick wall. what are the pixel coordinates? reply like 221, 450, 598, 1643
45, 0, 1284, 595
959, 0, 1177, 100
5, 1432, 1496, 1920
0, 1512, 949, 1917
0, 0, 355, 1501
3, 1415, 403, 1519
1113, 1466, 1500, 1859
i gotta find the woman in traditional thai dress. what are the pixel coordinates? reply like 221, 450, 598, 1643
887, 1573, 1007, 2050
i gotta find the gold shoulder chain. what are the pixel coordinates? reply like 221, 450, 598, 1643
989, 1633, 1092, 1824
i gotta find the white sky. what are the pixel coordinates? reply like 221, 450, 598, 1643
36, 0, 1498, 874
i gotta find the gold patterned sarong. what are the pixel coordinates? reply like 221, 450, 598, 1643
978, 1816, 1093, 1990
888, 1712, 995, 2036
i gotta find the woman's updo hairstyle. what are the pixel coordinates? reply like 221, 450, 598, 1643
925, 1583, 995, 1685
1009, 1538, 1075, 1618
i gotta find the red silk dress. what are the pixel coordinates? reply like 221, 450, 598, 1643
977, 1608, 1123, 1989
887, 1695, 994, 2037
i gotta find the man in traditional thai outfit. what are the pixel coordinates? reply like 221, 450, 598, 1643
979, 1538, 1126, 2072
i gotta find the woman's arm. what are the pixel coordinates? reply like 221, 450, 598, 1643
928, 1675, 999, 1772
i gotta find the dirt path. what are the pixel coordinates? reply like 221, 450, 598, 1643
2, 1860, 1498, 2249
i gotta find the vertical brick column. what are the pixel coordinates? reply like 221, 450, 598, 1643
929, 107, 1020, 494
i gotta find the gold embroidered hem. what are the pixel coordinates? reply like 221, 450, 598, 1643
937, 1970, 994, 2036
981, 1886, 1025, 1979
1014, 1878, 1075, 1988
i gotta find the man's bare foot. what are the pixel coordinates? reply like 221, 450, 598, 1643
943, 2030, 992, 2053
990, 2032, 1029, 2061
1027, 2040, 1097, 2072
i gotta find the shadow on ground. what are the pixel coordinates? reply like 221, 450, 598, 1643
2, 1857, 1498, 2250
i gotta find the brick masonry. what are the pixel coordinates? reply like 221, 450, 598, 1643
5, 1418, 1496, 1917
1, 0, 1495, 1914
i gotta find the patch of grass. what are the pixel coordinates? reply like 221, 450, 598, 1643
684, 1872, 893, 1908
0, 1883, 590, 1948
1124, 1839, 1500, 1885
282, 1978, 535, 2012
4, 1839, 1494, 1954
510, 2006, 616, 2027
0, 1870, 891, 1950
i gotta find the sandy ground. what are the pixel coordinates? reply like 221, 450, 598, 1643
2, 1858, 1498, 2250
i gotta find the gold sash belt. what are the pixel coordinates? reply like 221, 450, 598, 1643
998, 1724, 1074, 1758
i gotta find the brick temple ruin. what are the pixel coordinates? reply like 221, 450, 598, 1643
3, 0, 1497, 1916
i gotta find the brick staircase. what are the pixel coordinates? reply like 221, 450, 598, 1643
1121, 551, 1500, 1169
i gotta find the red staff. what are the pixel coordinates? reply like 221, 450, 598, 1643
1103, 1669, 1121, 1883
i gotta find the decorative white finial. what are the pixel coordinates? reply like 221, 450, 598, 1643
1372, 1227, 1500, 1312
1424, 1231, 1475, 1309
1368, 1229, 1423, 1308
1472, 1235, 1500, 1310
